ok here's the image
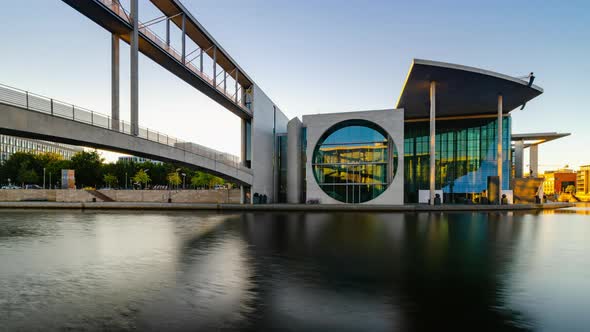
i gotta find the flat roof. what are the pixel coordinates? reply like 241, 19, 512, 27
396, 59, 544, 119
512, 132, 570, 147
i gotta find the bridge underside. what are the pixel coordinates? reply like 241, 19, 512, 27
0, 103, 252, 185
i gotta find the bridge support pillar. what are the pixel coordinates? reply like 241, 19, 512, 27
130, 0, 139, 136
111, 34, 120, 131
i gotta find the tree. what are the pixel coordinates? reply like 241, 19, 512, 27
17, 165, 39, 185
70, 151, 103, 188
132, 169, 150, 189
167, 172, 181, 189
190, 174, 205, 189
2, 152, 38, 183
565, 185, 576, 194
103, 174, 118, 188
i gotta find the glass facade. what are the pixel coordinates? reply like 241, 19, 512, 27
312, 120, 398, 203
404, 117, 511, 203
0, 135, 82, 164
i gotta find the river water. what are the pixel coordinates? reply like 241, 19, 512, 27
1, 206, 589, 331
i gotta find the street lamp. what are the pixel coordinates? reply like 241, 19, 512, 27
43, 168, 46, 189
181, 173, 186, 190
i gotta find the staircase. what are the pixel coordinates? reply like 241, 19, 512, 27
86, 190, 115, 202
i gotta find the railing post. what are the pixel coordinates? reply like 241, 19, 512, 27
72, 105, 75, 120
50, 99, 54, 115
26, 91, 29, 109
91, 111, 94, 125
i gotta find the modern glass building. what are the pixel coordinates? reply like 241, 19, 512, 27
0, 134, 83, 163
281, 59, 546, 205
404, 117, 511, 203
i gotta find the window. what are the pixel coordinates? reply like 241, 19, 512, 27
312, 120, 398, 203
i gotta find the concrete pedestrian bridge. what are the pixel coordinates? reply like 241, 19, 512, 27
0, 83, 252, 185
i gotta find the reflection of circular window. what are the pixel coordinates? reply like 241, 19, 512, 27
312, 120, 398, 203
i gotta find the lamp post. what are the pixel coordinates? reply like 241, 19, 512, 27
49, 172, 52, 190
43, 168, 46, 189
181, 173, 186, 190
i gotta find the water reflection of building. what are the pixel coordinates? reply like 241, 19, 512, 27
229, 212, 534, 330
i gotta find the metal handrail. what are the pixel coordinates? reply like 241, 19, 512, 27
96, 0, 248, 110
0, 82, 245, 170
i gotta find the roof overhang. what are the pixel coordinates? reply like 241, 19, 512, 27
512, 132, 570, 148
396, 59, 544, 120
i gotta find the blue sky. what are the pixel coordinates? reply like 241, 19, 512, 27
1, 0, 588, 170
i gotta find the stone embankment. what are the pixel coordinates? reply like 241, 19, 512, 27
0, 189, 240, 204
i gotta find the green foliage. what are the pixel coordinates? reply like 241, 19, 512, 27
17, 165, 38, 185
103, 174, 118, 187
565, 185, 576, 194
0, 151, 232, 189
167, 172, 181, 187
132, 169, 150, 188
70, 151, 103, 188
190, 172, 224, 189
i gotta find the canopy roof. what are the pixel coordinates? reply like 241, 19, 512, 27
396, 59, 543, 120
512, 132, 570, 148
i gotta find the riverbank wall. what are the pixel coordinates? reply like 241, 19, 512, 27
0, 189, 241, 204
0, 201, 573, 212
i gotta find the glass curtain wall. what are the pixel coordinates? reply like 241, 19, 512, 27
312, 120, 397, 203
404, 117, 511, 203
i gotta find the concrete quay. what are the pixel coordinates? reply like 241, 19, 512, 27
0, 201, 573, 212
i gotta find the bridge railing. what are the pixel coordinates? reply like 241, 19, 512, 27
0, 82, 245, 170
96, 0, 247, 110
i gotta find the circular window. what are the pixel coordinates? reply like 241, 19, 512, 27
312, 120, 398, 203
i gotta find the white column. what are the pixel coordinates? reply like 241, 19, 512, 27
130, 0, 139, 136
287, 118, 303, 203
240, 185, 245, 204
111, 34, 120, 131
429, 81, 436, 205
530, 145, 539, 177
497, 94, 503, 192
514, 140, 524, 178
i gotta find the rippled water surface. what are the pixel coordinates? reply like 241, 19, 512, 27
1, 206, 590, 331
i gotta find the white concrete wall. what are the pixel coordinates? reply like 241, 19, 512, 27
251, 84, 289, 202
302, 109, 405, 205
287, 117, 303, 203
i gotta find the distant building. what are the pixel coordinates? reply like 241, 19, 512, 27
543, 168, 576, 195
0, 134, 82, 163
118, 156, 163, 165
577, 165, 590, 195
